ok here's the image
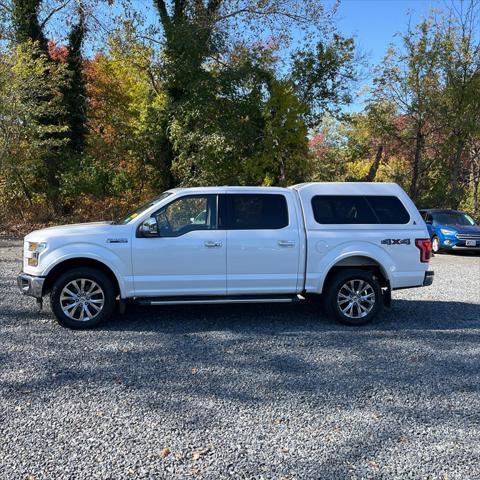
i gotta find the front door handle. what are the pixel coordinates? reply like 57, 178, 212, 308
278, 240, 296, 248
204, 240, 223, 248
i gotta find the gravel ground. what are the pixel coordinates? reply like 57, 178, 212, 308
1, 239, 479, 480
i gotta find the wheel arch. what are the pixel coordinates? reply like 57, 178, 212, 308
43, 257, 122, 298
320, 255, 391, 294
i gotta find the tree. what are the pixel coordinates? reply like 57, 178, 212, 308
291, 34, 358, 128
81, 29, 167, 203
147, 0, 332, 185
256, 79, 309, 185
341, 102, 398, 182
11, 0, 47, 50
436, 1, 480, 208
0, 42, 69, 220
64, 3, 88, 153
373, 19, 442, 201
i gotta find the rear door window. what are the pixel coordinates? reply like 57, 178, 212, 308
226, 194, 289, 229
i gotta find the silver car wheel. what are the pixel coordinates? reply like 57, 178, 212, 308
60, 278, 105, 322
337, 279, 376, 319
432, 237, 439, 253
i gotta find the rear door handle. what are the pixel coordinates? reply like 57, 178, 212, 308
204, 241, 223, 248
278, 240, 296, 248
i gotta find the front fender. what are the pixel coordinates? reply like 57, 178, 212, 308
308, 242, 395, 294
39, 243, 131, 298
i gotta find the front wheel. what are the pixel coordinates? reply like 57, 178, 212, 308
50, 267, 116, 329
431, 236, 442, 254
325, 269, 383, 326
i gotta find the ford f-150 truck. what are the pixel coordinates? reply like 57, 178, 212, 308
17, 182, 433, 328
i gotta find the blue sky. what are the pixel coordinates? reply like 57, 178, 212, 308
336, 0, 443, 65
333, 0, 444, 110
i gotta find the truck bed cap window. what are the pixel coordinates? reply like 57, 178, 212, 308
311, 195, 410, 225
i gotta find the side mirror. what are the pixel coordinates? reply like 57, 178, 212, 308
138, 217, 159, 237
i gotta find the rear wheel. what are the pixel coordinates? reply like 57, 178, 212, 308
325, 269, 383, 326
50, 267, 116, 329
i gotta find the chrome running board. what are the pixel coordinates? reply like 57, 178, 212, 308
136, 294, 301, 306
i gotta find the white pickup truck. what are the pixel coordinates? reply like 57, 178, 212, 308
18, 182, 433, 328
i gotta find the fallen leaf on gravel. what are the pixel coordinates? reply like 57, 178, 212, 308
191, 368, 198, 374
189, 468, 201, 476
160, 448, 170, 458
192, 447, 209, 460
281, 447, 289, 453
368, 460, 379, 469
174, 452, 184, 461
96, 411, 104, 417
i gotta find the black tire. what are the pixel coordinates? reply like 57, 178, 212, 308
431, 236, 442, 254
324, 269, 383, 326
50, 267, 116, 329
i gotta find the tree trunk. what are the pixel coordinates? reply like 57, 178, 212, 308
450, 137, 465, 209
12, 0, 48, 53
472, 160, 479, 216
65, 8, 87, 154
409, 127, 423, 200
366, 144, 383, 182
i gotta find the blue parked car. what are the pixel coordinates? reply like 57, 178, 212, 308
419, 209, 480, 253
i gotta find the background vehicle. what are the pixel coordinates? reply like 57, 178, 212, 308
419, 209, 480, 253
18, 183, 433, 329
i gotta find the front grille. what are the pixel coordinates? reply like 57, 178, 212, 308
456, 233, 480, 240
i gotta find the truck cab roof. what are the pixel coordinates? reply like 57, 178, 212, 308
167, 182, 405, 196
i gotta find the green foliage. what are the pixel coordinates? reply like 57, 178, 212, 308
11, 0, 47, 50
291, 34, 358, 127
255, 79, 310, 185
83, 29, 168, 200
64, 9, 87, 153
0, 41, 69, 220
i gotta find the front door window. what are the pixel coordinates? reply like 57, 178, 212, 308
155, 195, 216, 237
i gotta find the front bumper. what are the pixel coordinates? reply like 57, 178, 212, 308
440, 237, 480, 250
451, 245, 480, 250
423, 270, 434, 286
17, 273, 45, 298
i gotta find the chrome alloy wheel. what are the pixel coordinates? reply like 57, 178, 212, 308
60, 278, 105, 322
337, 279, 376, 319
432, 237, 439, 253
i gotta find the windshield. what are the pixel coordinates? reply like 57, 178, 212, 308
114, 192, 173, 225
433, 212, 476, 226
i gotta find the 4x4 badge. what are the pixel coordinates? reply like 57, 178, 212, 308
381, 239, 411, 245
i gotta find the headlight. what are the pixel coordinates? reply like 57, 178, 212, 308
26, 242, 47, 267
440, 228, 456, 236
27, 242, 47, 252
